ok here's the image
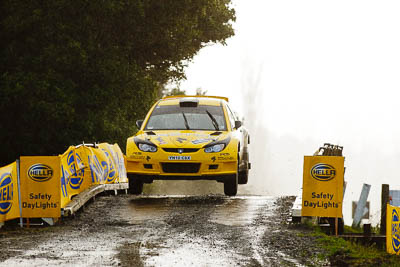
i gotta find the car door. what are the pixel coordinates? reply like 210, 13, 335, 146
225, 104, 247, 167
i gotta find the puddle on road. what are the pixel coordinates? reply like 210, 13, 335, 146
144, 234, 237, 267
132, 195, 280, 267
128, 195, 276, 227
127, 196, 173, 223
210, 196, 276, 226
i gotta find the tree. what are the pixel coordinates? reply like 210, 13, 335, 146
164, 88, 187, 96
0, 0, 235, 165
196, 88, 208, 96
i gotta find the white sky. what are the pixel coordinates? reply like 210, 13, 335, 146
178, 0, 400, 225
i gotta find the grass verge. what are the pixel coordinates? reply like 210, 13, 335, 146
307, 227, 400, 266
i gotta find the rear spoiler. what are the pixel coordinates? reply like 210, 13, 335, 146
162, 95, 229, 102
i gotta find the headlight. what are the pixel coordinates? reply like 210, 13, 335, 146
204, 144, 225, 153
203, 137, 231, 153
134, 137, 158, 152
138, 143, 157, 152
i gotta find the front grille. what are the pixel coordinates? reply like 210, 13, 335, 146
161, 163, 201, 173
162, 148, 199, 153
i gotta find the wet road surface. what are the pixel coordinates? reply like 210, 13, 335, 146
0, 194, 306, 266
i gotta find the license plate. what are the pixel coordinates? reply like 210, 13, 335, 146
168, 156, 191, 161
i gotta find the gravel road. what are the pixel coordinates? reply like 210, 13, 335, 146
0, 193, 329, 266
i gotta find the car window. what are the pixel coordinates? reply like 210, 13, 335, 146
145, 105, 227, 131
225, 104, 236, 130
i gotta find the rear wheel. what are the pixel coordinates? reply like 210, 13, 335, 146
128, 175, 144, 195
224, 174, 238, 196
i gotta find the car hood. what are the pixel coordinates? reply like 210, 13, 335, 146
135, 130, 231, 148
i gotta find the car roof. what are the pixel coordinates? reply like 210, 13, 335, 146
159, 95, 228, 106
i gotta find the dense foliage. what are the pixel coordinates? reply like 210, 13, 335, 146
0, 0, 235, 164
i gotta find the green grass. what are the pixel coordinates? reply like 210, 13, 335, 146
343, 225, 362, 234
293, 221, 400, 266
343, 225, 381, 234
311, 230, 400, 266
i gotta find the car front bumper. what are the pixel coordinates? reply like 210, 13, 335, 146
126, 150, 237, 180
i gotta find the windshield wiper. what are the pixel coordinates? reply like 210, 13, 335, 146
206, 110, 219, 131
181, 111, 190, 130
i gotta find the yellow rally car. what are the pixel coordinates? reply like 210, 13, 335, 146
126, 95, 250, 196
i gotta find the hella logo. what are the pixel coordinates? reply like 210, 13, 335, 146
310, 164, 336, 181
391, 209, 400, 253
67, 150, 84, 189
28, 164, 53, 182
0, 173, 13, 215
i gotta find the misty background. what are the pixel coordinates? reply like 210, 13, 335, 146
177, 0, 400, 226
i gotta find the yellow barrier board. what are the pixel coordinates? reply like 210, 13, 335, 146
0, 162, 20, 222
0, 143, 127, 222
60, 144, 128, 208
302, 156, 344, 218
387, 204, 400, 255
60, 146, 92, 208
87, 146, 109, 185
20, 156, 61, 218
98, 143, 128, 184
112, 144, 128, 183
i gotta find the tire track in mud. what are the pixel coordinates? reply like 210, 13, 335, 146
139, 196, 241, 266
126, 195, 287, 267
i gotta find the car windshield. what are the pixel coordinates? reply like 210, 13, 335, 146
145, 105, 227, 131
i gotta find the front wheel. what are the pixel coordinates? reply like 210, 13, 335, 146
224, 174, 238, 196
128, 175, 144, 195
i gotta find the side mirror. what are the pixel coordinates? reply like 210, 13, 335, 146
234, 120, 242, 129
136, 120, 144, 129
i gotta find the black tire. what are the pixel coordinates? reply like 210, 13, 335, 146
238, 170, 248, 184
224, 173, 238, 196
128, 176, 144, 195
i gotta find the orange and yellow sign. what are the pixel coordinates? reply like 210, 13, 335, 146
0, 143, 127, 223
302, 156, 344, 218
20, 156, 61, 218
0, 162, 20, 222
387, 204, 400, 255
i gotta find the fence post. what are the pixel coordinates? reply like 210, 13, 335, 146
380, 184, 389, 235
16, 159, 23, 228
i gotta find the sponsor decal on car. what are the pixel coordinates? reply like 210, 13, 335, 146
217, 157, 234, 161
192, 138, 213, 144
157, 133, 210, 138
175, 137, 187, 143
130, 155, 145, 160
156, 137, 167, 145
